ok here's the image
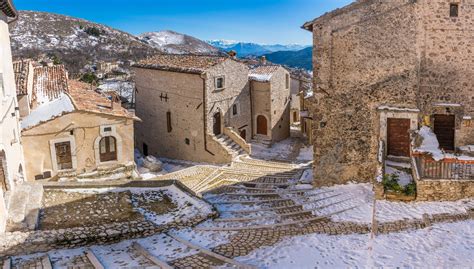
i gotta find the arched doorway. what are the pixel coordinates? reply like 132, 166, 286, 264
257, 115, 268, 135
213, 112, 221, 136
0, 151, 8, 192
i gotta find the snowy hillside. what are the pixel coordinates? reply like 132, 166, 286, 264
139, 30, 221, 55
11, 11, 158, 72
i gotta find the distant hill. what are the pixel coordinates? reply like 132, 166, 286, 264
208, 40, 309, 57
11, 11, 158, 73
263, 47, 312, 70
139, 30, 221, 55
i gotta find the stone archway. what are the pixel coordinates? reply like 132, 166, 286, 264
257, 115, 268, 135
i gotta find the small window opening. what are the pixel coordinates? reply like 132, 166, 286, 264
166, 111, 172, 133
232, 104, 238, 116
143, 143, 149, 156
450, 3, 459, 17
185, 138, 190, 145
285, 74, 290, 89
216, 77, 225, 90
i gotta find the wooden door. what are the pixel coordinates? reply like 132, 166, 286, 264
213, 112, 221, 136
0, 156, 7, 192
293, 111, 298, 122
257, 115, 268, 135
387, 118, 411, 157
55, 142, 73, 170
100, 136, 117, 162
434, 115, 455, 151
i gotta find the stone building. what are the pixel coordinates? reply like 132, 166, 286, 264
133, 54, 252, 164
289, 70, 312, 125
16, 64, 138, 181
249, 65, 291, 144
303, 0, 474, 187
0, 0, 24, 233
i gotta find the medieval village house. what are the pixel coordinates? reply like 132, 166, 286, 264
303, 0, 473, 200
133, 54, 252, 164
15, 64, 139, 181
289, 70, 312, 125
249, 65, 291, 144
0, 0, 24, 233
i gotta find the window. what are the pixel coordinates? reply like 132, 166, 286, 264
185, 138, 190, 145
285, 74, 290, 89
232, 103, 240, 116
215, 77, 225, 90
166, 111, 172, 132
99, 136, 117, 162
143, 143, 149, 156
450, 3, 459, 17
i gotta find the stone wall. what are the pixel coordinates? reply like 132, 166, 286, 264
0, 215, 209, 257
269, 68, 291, 143
310, 0, 419, 186
416, 179, 474, 201
306, 0, 474, 186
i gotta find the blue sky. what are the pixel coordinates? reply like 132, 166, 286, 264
15, 0, 353, 44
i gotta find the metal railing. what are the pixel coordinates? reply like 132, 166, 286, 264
413, 154, 474, 180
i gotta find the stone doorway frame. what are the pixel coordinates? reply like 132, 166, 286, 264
378, 107, 419, 158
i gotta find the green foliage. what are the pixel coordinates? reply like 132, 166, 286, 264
84, 26, 102, 37
382, 173, 416, 196
51, 55, 61, 65
404, 182, 417, 196
80, 73, 98, 84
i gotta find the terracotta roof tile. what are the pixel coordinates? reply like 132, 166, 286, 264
13, 59, 32, 96
32, 65, 69, 105
68, 80, 138, 120
133, 54, 229, 74
0, 0, 17, 18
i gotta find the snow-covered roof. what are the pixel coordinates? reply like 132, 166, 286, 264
32, 65, 69, 106
21, 94, 75, 130
133, 54, 229, 74
249, 65, 281, 82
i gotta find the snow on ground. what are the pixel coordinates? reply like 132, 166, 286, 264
385, 165, 412, 186
235, 221, 474, 269
132, 185, 213, 225
171, 228, 236, 249
21, 94, 74, 129
296, 145, 313, 161
135, 149, 192, 179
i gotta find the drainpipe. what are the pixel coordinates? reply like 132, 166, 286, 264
200, 74, 215, 156
249, 82, 254, 138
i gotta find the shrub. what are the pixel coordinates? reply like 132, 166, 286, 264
80, 73, 98, 84
84, 26, 102, 37
382, 173, 417, 196
404, 182, 417, 196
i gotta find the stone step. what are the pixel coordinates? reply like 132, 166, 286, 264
6, 183, 43, 232
131, 242, 173, 269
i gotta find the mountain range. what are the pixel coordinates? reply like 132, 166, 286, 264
207, 40, 309, 57
11, 11, 312, 72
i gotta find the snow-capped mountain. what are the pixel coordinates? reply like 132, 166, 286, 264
207, 40, 310, 56
139, 30, 221, 55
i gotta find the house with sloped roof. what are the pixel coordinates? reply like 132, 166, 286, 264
15, 63, 139, 181
249, 64, 291, 144
133, 54, 253, 163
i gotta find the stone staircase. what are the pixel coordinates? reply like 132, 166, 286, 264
251, 134, 272, 148
6, 182, 43, 232
215, 134, 246, 158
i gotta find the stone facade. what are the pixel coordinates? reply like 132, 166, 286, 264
303, 0, 474, 186
416, 179, 474, 201
0, 2, 24, 233
134, 56, 251, 164
22, 111, 136, 181
250, 66, 291, 143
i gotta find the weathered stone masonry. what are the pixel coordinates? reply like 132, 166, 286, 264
303, 0, 474, 186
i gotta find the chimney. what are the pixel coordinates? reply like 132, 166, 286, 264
260, 56, 267, 65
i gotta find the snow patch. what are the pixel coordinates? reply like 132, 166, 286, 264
21, 94, 75, 129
